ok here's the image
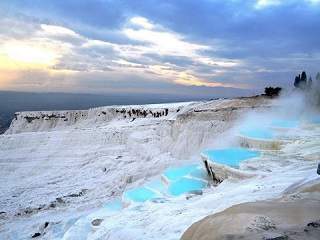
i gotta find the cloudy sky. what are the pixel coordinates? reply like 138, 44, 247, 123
0, 0, 319, 97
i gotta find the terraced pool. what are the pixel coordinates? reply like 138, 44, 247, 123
310, 116, 320, 124
168, 177, 207, 196
202, 148, 260, 168
103, 199, 123, 211
240, 127, 274, 140
123, 187, 158, 203
122, 164, 208, 203
270, 119, 299, 129
163, 164, 203, 182
145, 179, 167, 194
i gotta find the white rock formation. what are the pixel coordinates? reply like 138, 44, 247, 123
0, 96, 319, 240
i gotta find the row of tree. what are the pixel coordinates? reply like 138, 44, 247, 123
294, 71, 320, 107
264, 71, 320, 98
264, 87, 282, 97
294, 71, 320, 89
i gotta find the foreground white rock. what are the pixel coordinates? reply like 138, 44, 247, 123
0, 96, 319, 240
181, 179, 320, 240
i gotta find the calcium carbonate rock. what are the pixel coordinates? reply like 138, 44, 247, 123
201, 148, 259, 182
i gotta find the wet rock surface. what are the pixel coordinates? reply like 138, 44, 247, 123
31, 232, 41, 238
181, 184, 320, 240
91, 218, 104, 226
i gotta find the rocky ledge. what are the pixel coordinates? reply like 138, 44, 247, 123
181, 179, 320, 240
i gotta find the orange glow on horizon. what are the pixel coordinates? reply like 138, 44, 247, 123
0, 41, 62, 88
0, 68, 20, 89
0, 41, 59, 70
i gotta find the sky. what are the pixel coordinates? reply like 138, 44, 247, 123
0, 0, 319, 97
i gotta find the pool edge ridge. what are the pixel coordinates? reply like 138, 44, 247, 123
200, 154, 257, 183
237, 134, 289, 150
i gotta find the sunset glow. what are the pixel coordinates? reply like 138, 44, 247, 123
0, 0, 319, 94
0, 42, 58, 69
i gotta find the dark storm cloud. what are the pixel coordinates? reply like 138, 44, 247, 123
2, 0, 319, 54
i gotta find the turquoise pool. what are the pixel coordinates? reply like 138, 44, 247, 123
202, 148, 260, 168
123, 187, 158, 203
188, 167, 207, 179
270, 120, 299, 128
240, 127, 274, 140
145, 179, 167, 194
103, 199, 123, 211
162, 164, 208, 196
163, 164, 200, 182
123, 165, 208, 202
168, 177, 207, 196
310, 116, 320, 124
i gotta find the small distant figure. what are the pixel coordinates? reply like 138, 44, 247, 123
317, 163, 320, 175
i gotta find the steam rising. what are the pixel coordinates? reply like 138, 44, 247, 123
207, 73, 320, 150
